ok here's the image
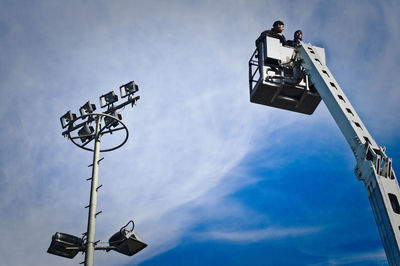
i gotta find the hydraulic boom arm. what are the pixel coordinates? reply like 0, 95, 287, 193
297, 41, 400, 265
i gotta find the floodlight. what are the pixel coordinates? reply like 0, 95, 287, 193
60, 111, 77, 129
100, 91, 118, 108
108, 221, 147, 256
79, 101, 97, 116
78, 123, 94, 143
47, 232, 83, 259
104, 111, 122, 128
120, 81, 139, 98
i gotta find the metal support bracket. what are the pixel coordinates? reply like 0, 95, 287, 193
88, 157, 104, 167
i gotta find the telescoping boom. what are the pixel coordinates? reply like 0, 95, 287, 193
249, 36, 400, 265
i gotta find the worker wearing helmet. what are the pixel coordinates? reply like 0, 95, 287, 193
255, 20, 286, 46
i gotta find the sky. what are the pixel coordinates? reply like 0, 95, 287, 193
0, 0, 399, 265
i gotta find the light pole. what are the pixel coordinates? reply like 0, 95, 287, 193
85, 114, 101, 266
47, 81, 147, 265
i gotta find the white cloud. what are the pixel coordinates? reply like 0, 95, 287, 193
308, 250, 387, 266
194, 226, 322, 242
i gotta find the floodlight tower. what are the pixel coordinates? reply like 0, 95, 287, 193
48, 81, 147, 266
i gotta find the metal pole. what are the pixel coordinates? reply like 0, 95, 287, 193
85, 116, 102, 266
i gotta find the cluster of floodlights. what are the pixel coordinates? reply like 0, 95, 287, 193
47, 221, 147, 259
59, 81, 139, 142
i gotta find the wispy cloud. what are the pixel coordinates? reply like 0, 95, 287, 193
308, 250, 387, 266
194, 226, 322, 242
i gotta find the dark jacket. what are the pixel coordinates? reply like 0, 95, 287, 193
292, 35, 302, 47
286, 36, 302, 47
255, 28, 286, 46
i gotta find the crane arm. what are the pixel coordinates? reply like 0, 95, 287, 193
297, 41, 400, 265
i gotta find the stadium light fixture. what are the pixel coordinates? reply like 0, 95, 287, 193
108, 221, 147, 256
78, 123, 94, 143
79, 101, 97, 116
100, 91, 118, 108
47, 232, 83, 259
104, 111, 122, 128
120, 81, 138, 98
60, 111, 77, 129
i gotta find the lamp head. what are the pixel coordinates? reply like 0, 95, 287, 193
104, 111, 122, 128
60, 111, 77, 129
47, 232, 83, 259
79, 101, 97, 116
120, 81, 139, 98
78, 123, 94, 143
108, 229, 147, 256
108, 220, 147, 256
100, 91, 118, 108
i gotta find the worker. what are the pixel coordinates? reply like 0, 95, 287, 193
286, 30, 302, 47
255, 20, 286, 46
292, 30, 302, 47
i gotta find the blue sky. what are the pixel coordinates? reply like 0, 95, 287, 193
0, 0, 399, 265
